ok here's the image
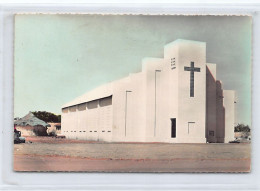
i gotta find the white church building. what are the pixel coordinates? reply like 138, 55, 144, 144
61, 39, 235, 143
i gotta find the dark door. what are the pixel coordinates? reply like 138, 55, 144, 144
171, 118, 176, 138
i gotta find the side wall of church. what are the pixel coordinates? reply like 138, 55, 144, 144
61, 96, 113, 141
112, 73, 146, 142
223, 90, 235, 143
142, 58, 166, 142
206, 63, 217, 143
110, 78, 130, 141
216, 81, 225, 143
128, 73, 147, 141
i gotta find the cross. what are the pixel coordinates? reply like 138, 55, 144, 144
184, 62, 200, 97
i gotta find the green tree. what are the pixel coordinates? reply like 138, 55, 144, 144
234, 123, 250, 132
32, 111, 61, 123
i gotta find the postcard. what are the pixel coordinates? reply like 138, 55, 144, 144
13, 14, 251, 172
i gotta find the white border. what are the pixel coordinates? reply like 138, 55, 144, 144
0, 3, 259, 191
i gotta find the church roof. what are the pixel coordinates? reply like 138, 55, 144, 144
14, 112, 50, 127
62, 82, 113, 108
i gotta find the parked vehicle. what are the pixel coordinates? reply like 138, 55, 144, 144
229, 139, 240, 143
14, 126, 25, 144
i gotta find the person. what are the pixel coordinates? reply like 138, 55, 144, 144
14, 124, 17, 132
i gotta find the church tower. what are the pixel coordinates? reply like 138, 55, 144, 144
164, 40, 207, 143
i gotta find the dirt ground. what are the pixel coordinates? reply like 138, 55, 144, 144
13, 136, 251, 172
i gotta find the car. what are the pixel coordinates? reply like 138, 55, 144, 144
14, 130, 26, 144
229, 139, 240, 143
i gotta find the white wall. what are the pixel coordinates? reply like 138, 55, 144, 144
142, 58, 165, 142
206, 63, 217, 143
216, 81, 225, 143
223, 90, 235, 143
163, 43, 178, 143
61, 96, 112, 141
173, 40, 207, 143
111, 77, 131, 141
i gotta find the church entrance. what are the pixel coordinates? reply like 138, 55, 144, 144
171, 118, 176, 138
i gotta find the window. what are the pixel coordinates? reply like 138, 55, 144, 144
78, 103, 87, 111
99, 96, 112, 107
171, 58, 176, 70
69, 106, 77, 112
62, 108, 69, 113
87, 100, 98, 109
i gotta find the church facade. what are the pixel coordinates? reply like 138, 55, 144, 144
61, 39, 235, 143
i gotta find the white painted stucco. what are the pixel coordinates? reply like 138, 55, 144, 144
61, 39, 235, 143
223, 90, 236, 143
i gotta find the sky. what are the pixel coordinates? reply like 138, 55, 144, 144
14, 15, 251, 125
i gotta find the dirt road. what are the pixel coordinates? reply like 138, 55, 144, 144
13, 136, 251, 172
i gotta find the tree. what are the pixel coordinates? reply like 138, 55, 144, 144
32, 111, 61, 123
234, 123, 250, 132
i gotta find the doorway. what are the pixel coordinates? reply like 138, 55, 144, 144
171, 118, 176, 138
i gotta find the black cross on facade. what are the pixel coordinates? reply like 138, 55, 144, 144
184, 62, 200, 97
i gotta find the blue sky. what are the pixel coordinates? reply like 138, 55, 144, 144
14, 15, 251, 125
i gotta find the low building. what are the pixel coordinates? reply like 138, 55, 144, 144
14, 112, 50, 136
47, 123, 61, 136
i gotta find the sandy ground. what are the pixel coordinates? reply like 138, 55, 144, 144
13, 136, 251, 172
